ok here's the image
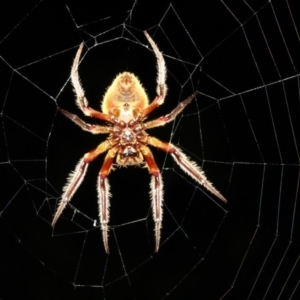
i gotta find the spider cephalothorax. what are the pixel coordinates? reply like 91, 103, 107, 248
52, 31, 227, 253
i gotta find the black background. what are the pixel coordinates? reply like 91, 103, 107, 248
1, 1, 300, 299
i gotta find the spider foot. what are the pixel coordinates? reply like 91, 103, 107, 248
97, 176, 111, 254
154, 220, 162, 252
101, 223, 110, 254
149, 174, 163, 253
51, 197, 69, 227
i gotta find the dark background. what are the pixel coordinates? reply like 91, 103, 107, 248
1, 1, 300, 299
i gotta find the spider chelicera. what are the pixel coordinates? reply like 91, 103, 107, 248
52, 31, 227, 253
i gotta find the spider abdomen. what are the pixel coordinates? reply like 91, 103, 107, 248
102, 72, 149, 117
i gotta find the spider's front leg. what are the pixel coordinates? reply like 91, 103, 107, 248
52, 140, 111, 228
141, 146, 164, 253
97, 148, 117, 254
147, 137, 227, 203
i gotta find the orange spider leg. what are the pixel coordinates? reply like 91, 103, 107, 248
144, 31, 167, 98
141, 95, 164, 118
83, 107, 112, 122
74, 84, 112, 122
52, 140, 111, 227
97, 147, 118, 254
70, 42, 112, 123
142, 31, 168, 119
59, 108, 111, 134
144, 93, 198, 129
147, 137, 227, 203
141, 145, 164, 252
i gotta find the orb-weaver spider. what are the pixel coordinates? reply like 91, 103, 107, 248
52, 31, 227, 253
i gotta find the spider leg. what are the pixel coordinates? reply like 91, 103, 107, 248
51, 140, 111, 227
142, 31, 167, 118
59, 107, 111, 134
147, 137, 227, 203
141, 145, 164, 252
144, 92, 198, 129
70, 43, 111, 123
97, 147, 118, 254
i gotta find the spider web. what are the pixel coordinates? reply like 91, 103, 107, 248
1, 0, 300, 299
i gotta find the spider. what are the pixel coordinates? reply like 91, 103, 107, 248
52, 31, 227, 253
